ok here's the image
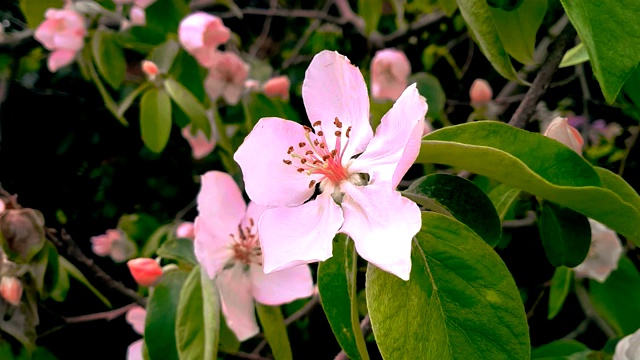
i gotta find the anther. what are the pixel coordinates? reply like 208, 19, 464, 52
313, 121, 322, 127
298, 142, 306, 148
322, 155, 330, 161
283, 159, 292, 165
330, 149, 337, 157
317, 131, 324, 136
334, 117, 342, 128
313, 160, 322, 165
303, 126, 312, 132
305, 150, 314, 155
308, 180, 316, 189
287, 146, 294, 154
346, 126, 352, 138
297, 168, 305, 173
319, 143, 326, 148
335, 130, 342, 136
249, 218, 255, 227
314, 139, 320, 146
301, 159, 307, 164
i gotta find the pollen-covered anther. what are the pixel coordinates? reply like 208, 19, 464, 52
300, 158, 307, 164
303, 126, 312, 132
308, 180, 316, 189
330, 150, 337, 157
297, 168, 305, 173
313, 120, 322, 127
305, 150, 314, 155
287, 146, 294, 154
334, 117, 342, 128
317, 131, 324, 136
346, 126, 352, 138
322, 155, 330, 161
249, 218, 255, 227
283, 159, 292, 165
335, 130, 342, 137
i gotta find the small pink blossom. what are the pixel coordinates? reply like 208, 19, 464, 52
370, 48, 411, 102
263, 76, 291, 101
182, 124, 217, 160
127, 258, 163, 287
178, 12, 230, 67
244, 79, 260, 91
0, 277, 22, 306
34, 8, 86, 72
573, 219, 623, 283
176, 222, 195, 239
141, 60, 159, 80
234, 51, 426, 281
90, 229, 136, 262
204, 52, 250, 105
194, 171, 314, 341
469, 78, 493, 104
544, 117, 584, 154
125, 306, 146, 360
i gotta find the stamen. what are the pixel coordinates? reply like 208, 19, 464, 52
317, 131, 324, 136
301, 159, 307, 164
298, 142, 306, 148
335, 130, 342, 137
308, 180, 316, 188
303, 126, 312, 132
314, 139, 320, 146
305, 150, 314, 155
322, 155, 330, 161
287, 146, 294, 154
334, 117, 342, 128
249, 218, 254, 227
313, 121, 322, 127
297, 168, 305, 173
283, 159, 292, 165
346, 126, 352, 138
330, 150, 337, 157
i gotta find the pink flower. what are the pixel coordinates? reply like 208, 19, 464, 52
182, 124, 217, 160
370, 48, 411, 102
194, 171, 314, 341
90, 229, 136, 262
0, 199, 5, 214
614, 328, 640, 360
178, 12, 230, 67
573, 219, 623, 283
234, 51, 426, 281
0, 277, 22, 306
129, 6, 146, 26
263, 76, 291, 101
34, 8, 86, 72
141, 60, 159, 80
125, 306, 146, 360
204, 52, 250, 105
176, 222, 195, 239
127, 258, 163, 287
469, 78, 493, 104
544, 117, 584, 154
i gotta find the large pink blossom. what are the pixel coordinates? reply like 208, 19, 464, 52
234, 50, 426, 281
370, 48, 411, 102
204, 52, 250, 105
178, 12, 230, 67
34, 8, 86, 72
194, 171, 314, 341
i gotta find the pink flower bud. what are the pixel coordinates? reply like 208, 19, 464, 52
263, 76, 291, 101
204, 52, 250, 105
0, 277, 22, 306
141, 60, 159, 80
34, 8, 87, 73
423, 119, 433, 136
90, 229, 120, 257
178, 12, 230, 67
176, 222, 195, 240
370, 49, 411, 102
544, 117, 584, 154
469, 79, 493, 104
127, 258, 163, 287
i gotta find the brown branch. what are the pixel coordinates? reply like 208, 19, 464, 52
379, 11, 445, 45
575, 281, 617, 338
63, 303, 137, 323
502, 211, 537, 228
216, 7, 343, 24
334, 314, 371, 360
508, 24, 576, 128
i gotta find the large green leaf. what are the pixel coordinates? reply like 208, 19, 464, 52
175, 266, 219, 360
559, 0, 640, 103
255, 304, 293, 360
490, 0, 547, 64
218, 313, 241, 354
366, 212, 529, 359
456, 0, 519, 80
157, 238, 197, 266
405, 174, 502, 247
144, 0, 190, 38
417, 122, 640, 243
91, 29, 126, 89
488, 184, 521, 221
547, 266, 572, 320
145, 270, 188, 360
317, 234, 369, 360
140, 88, 172, 153
19, 0, 65, 29
164, 78, 212, 138
531, 340, 589, 359
438, 0, 458, 16
539, 202, 591, 268
589, 257, 640, 336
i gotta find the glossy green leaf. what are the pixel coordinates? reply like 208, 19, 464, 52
411, 72, 446, 120
539, 202, 591, 267
144, 0, 190, 37
317, 234, 369, 360
456, 0, 519, 80
164, 78, 212, 138
488, 184, 521, 221
490, 0, 547, 64
169, 50, 207, 102
19, 0, 64, 29
418, 122, 640, 243
559, 43, 589, 68
59, 257, 111, 307
157, 238, 197, 265
622, 65, 640, 109
547, 266, 572, 320
145, 270, 188, 360
531, 340, 589, 359
559, 0, 640, 103
590, 257, 640, 336
366, 212, 529, 359
405, 174, 502, 247
176, 266, 219, 360
117, 82, 153, 118
438, 0, 458, 16
358, 0, 383, 35
140, 88, 172, 153
256, 304, 293, 360
487, 0, 525, 11
92, 29, 126, 89
83, 47, 128, 126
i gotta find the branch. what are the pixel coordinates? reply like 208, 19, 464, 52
575, 281, 616, 338
215, 7, 343, 24
502, 211, 537, 228
334, 314, 371, 360
379, 11, 445, 44
62, 303, 137, 323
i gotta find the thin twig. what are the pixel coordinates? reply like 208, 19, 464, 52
248, 0, 278, 57
379, 11, 445, 44
217, 7, 343, 24
334, 315, 371, 360
619, 126, 639, 176
174, 198, 197, 221
281, 0, 334, 70
63, 303, 138, 323
502, 211, 537, 228
575, 281, 617, 338
561, 318, 591, 340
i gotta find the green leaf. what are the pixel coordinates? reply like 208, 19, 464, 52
176, 266, 219, 360
366, 212, 530, 359
358, 0, 383, 35
157, 238, 197, 266
317, 234, 369, 360
140, 88, 173, 153
490, 0, 547, 64
149, 39, 181, 74
405, 174, 502, 247
410, 72, 446, 120
140, 224, 172, 258
590, 257, 640, 336
83, 47, 128, 126
244, 93, 300, 129
595, 167, 640, 214
92, 29, 126, 89
19, 0, 65, 29
456, 0, 519, 80
438, 0, 458, 16
48, 263, 69, 302
255, 304, 293, 360
164, 78, 212, 138
59, 257, 112, 307
117, 82, 153, 118
144, 0, 190, 38
118, 213, 161, 246
531, 340, 589, 359
145, 270, 188, 360
539, 201, 591, 267
547, 266, 572, 320
488, 184, 522, 221
559, 0, 640, 103
418, 122, 640, 243
622, 65, 640, 109
169, 50, 207, 102
559, 43, 589, 68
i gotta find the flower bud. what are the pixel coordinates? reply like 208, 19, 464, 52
469, 79, 493, 104
0, 277, 22, 306
176, 222, 195, 240
127, 258, 163, 287
130, 6, 146, 26
572, 219, 623, 283
544, 117, 584, 154
263, 76, 290, 101
370, 48, 411, 102
0, 209, 46, 263
141, 60, 159, 80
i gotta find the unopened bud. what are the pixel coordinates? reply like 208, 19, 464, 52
0, 277, 22, 306
176, 222, 195, 240
0, 209, 46, 263
141, 60, 159, 80
544, 117, 584, 154
263, 76, 290, 101
469, 79, 493, 104
127, 258, 163, 287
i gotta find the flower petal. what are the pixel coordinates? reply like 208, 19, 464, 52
234, 117, 323, 207
216, 264, 259, 341
48, 49, 76, 72
348, 84, 427, 187
302, 50, 372, 159
258, 191, 343, 273
340, 182, 421, 281
249, 263, 314, 305
125, 306, 147, 335
126, 339, 144, 360
194, 217, 235, 279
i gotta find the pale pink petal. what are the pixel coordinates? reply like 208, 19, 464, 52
302, 50, 373, 160
125, 306, 147, 335
193, 47, 218, 68
544, 117, 584, 155
126, 339, 144, 360
34, 19, 59, 49
573, 219, 623, 283
249, 263, 314, 305
182, 126, 216, 160
234, 117, 323, 207
194, 217, 235, 279
176, 222, 195, 239
204, 73, 226, 101
222, 83, 244, 105
263, 76, 290, 100
129, 6, 146, 26
53, 32, 84, 51
348, 84, 427, 187
340, 182, 421, 281
243, 202, 267, 229
48, 49, 76, 72
91, 234, 114, 256
258, 191, 343, 273
134, 0, 155, 8
178, 12, 229, 54
216, 264, 259, 341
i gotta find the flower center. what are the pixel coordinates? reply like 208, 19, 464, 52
282, 117, 353, 188
228, 218, 262, 267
